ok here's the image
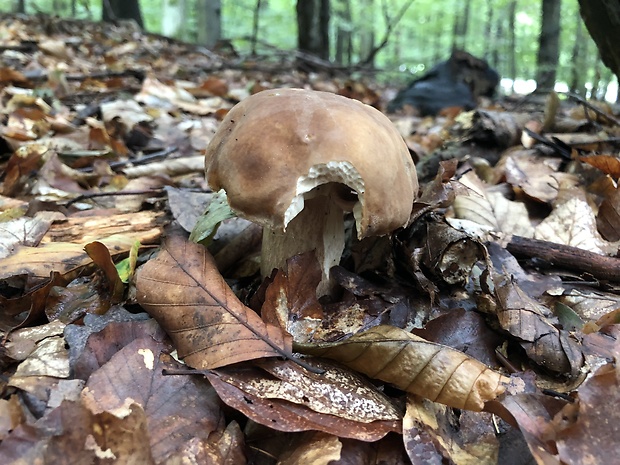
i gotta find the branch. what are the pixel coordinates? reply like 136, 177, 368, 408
362, 0, 416, 65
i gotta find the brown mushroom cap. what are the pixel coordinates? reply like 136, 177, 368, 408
205, 88, 418, 240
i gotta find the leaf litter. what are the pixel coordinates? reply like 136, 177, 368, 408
1, 13, 620, 465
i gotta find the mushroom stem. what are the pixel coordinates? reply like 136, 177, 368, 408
261, 195, 345, 297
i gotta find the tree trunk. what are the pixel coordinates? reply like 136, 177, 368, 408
578, 0, 620, 82
102, 0, 144, 28
334, 0, 352, 66
251, 0, 263, 55
296, 0, 330, 61
452, 0, 471, 50
506, 0, 517, 90
14, 0, 25, 13
535, 0, 561, 91
569, 12, 586, 95
483, 0, 494, 56
359, 0, 375, 65
197, 0, 221, 49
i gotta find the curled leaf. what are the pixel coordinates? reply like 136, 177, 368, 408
296, 325, 509, 411
136, 234, 291, 369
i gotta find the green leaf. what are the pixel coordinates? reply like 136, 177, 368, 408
116, 240, 141, 283
189, 189, 236, 245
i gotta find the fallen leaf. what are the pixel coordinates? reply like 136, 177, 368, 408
206, 358, 401, 441
81, 337, 224, 462
494, 277, 584, 376
296, 325, 509, 411
136, 233, 292, 369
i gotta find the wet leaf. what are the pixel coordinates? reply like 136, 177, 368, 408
296, 325, 509, 411
136, 233, 292, 369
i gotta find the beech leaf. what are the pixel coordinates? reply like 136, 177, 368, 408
295, 325, 509, 411
136, 234, 292, 369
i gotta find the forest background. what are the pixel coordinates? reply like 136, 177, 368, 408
1, 0, 616, 102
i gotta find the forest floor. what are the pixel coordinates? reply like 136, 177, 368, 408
1, 13, 619, 465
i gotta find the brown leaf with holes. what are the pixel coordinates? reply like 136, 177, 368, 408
296, 325, 509, 411
205, 358, 401, 441
136, 233, 292, 369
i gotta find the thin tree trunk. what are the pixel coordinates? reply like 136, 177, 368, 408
197, 0, 221, 49
483, 0, 494, 56
296, 0, 330, 61
452, 0, 471, 50
359, 0, 375, 65
102, 0, 144, 28
569, 13, 586, 95
507, 0, 517, 91
251, 0, 263, 55
535, 0, 562, 91
335, 0, 352, 65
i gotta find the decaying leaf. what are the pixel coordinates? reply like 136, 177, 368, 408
136, 233, 292, 369
534, 193, 609, 254
494, 277, 584, 376
0, 399, 155, 465
296, 325, 509, 411
205, 358, 401, 441
81, 336, 225, 463
555, 363, 620, 465
404, 395, 499, 465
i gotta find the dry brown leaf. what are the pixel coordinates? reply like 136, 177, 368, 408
534, 191, 609, 254
596, 183, 620, 242
580, 154, 620, 179
84, 241, 125, 303
0, 399, 155, 465
296, 325, 509, 411
81, 337, 224, 463
494, 277, 584, 376
555, 363, 620, 465
0, 233, 149, 284
136, 233, 292, 369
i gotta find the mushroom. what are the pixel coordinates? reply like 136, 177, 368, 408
205, 88, 418, 296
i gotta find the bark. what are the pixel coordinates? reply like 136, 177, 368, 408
296, 0, 330, 61
578, 0, 620, 81
102, 0, 144, 28
197, 0, 221, 48
535, 0, 562, 91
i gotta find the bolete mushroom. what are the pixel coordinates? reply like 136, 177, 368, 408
205, 88, 418, 296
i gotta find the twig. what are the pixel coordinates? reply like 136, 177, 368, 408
362, 0, 416, 65
65, 188, 165, 207
78, 146, 178, 173
505, 235, 620, 283
563, 91, 620, 127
